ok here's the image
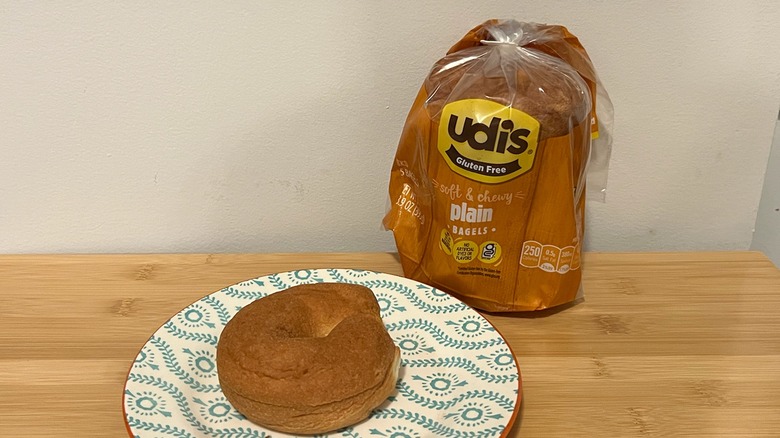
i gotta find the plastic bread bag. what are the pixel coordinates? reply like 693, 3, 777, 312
383, 19, 614, 311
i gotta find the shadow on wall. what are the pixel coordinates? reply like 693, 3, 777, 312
751, 110, 780, 268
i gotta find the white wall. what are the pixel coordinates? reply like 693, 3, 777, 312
2, 1, 779, 254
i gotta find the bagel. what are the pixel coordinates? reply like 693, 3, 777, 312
216, 283, 400, 434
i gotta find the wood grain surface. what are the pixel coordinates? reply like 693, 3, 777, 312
0, 252, 778, 437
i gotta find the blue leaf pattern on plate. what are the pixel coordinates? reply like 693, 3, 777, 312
124, 269, 520, 437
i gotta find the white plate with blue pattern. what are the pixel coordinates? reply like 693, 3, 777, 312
123, 269, 522, 437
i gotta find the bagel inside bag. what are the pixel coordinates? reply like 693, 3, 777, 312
383, 19, 613, 311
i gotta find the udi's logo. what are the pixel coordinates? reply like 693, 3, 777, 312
438, 99, 540, 184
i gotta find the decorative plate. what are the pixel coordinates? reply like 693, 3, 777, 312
123, 269, 521, 437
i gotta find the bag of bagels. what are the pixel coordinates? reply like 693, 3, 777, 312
384, 19, 614, 311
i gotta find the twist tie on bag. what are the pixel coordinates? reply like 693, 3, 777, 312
482, 20, 525, 46
480, 39, 519, 46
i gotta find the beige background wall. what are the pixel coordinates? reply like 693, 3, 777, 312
2, 1, 779, 253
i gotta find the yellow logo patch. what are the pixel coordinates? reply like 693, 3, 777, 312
438, 99, 540, 184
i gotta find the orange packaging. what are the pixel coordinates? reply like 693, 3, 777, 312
383, 20, 613, 311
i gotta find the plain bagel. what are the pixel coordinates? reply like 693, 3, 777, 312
216, 282, 400, 434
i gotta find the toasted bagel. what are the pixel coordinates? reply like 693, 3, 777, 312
217, 283, 400, 434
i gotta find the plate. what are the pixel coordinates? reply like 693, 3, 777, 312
123, 269, 521, 437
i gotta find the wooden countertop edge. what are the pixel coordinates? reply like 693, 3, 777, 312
0, 249, 773, 259
0, 250, 776, 269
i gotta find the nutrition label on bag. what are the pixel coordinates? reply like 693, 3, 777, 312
520, 241, 580, 274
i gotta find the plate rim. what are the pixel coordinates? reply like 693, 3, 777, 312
122, 268, 523, 437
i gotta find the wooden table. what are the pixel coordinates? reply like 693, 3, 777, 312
1, 252, 779, 437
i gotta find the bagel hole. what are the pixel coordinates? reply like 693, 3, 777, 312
310, 326, 334, 338
272, 324, 333, 339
